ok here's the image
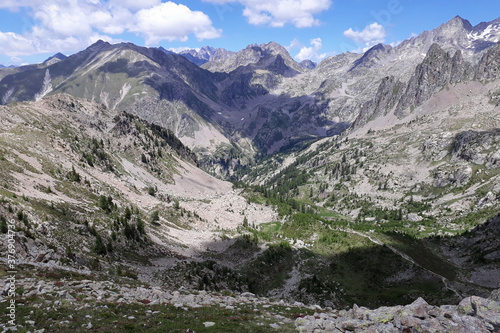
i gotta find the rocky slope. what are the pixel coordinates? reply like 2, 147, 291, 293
1, 267, 498, 332
1, 92, 497, 313
0, 94, 275, 275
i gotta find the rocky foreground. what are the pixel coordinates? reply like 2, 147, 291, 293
1, 273, 499, 332
296, 291, 500, 332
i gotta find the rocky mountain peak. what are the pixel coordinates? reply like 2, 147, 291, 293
443, 15, 473, 31
202, 41, 302, 73
259, 41, 288, 55
197, 46, 216, 56
423, 43, 448, 62
394, 42, 475, 116
179, 46, 216, 62
157, 46, 174, 54
349, 43, 392, 72
429, 16, 473, 47
394, 15, 487, 62
44, 52, 67, 64
299, 59, 317, 70
87, 39, 111, 52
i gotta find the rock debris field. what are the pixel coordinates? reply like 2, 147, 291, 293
1, 276, 499, 332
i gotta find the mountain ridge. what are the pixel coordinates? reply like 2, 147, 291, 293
1, 15, 499, 166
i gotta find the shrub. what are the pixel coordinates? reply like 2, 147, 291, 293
150, 211, 160, 224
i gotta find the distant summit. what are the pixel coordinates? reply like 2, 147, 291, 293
43, 52, 67, 64
299, 59, 317, 70
168, 46, 235, 66
157, 46, 174, 55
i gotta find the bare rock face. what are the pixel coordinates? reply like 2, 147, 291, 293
476, 44, 500, 81
396, 43, 473, 117
351, 75, 405, 129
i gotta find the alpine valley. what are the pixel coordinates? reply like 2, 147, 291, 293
1, 15, 500, 333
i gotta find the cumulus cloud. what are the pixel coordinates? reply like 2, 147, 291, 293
107, 0, 161, 11
286, 38, 301, 52
0, 0, 222, 58
0, 31, 38, 57
203, 0, 332, 28
292, 38, 328, 62
132, 2, 221, 44
344, 22, 386, 46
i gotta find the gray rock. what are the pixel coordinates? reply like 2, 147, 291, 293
458, 297, 475, 315
490, 289, 500, 302
406, 297, 430, 319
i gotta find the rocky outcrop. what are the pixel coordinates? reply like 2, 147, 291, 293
452, 130, 500, 168
422, 132, 454, 161
295, 291, 500, 332
476, 44, 500, 81
350, 41, 479, 130
396, 44, 473, 117
351, 75, 405, 129
432, 164, 472, 188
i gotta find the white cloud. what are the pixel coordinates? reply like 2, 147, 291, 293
132, 2, 221, 45
0, 31, 37, 57
0, 0, 222, 58
293, 37, 328, 62
33, 2, 94, 38
344, 22, 386, 44
203, 0, 332, 28
10, 56, 24, 64
285, 38, 301, 52
107, 0, 161, 11
0, 1, 40, 11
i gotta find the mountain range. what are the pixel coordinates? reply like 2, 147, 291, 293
1, 16, 500, 164
1, 15, 500, 328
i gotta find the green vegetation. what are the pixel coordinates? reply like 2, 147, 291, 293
2, 297, 305, 333
1, 265, 310, 333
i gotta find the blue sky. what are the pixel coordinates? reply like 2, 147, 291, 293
0, 0, 499, 66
